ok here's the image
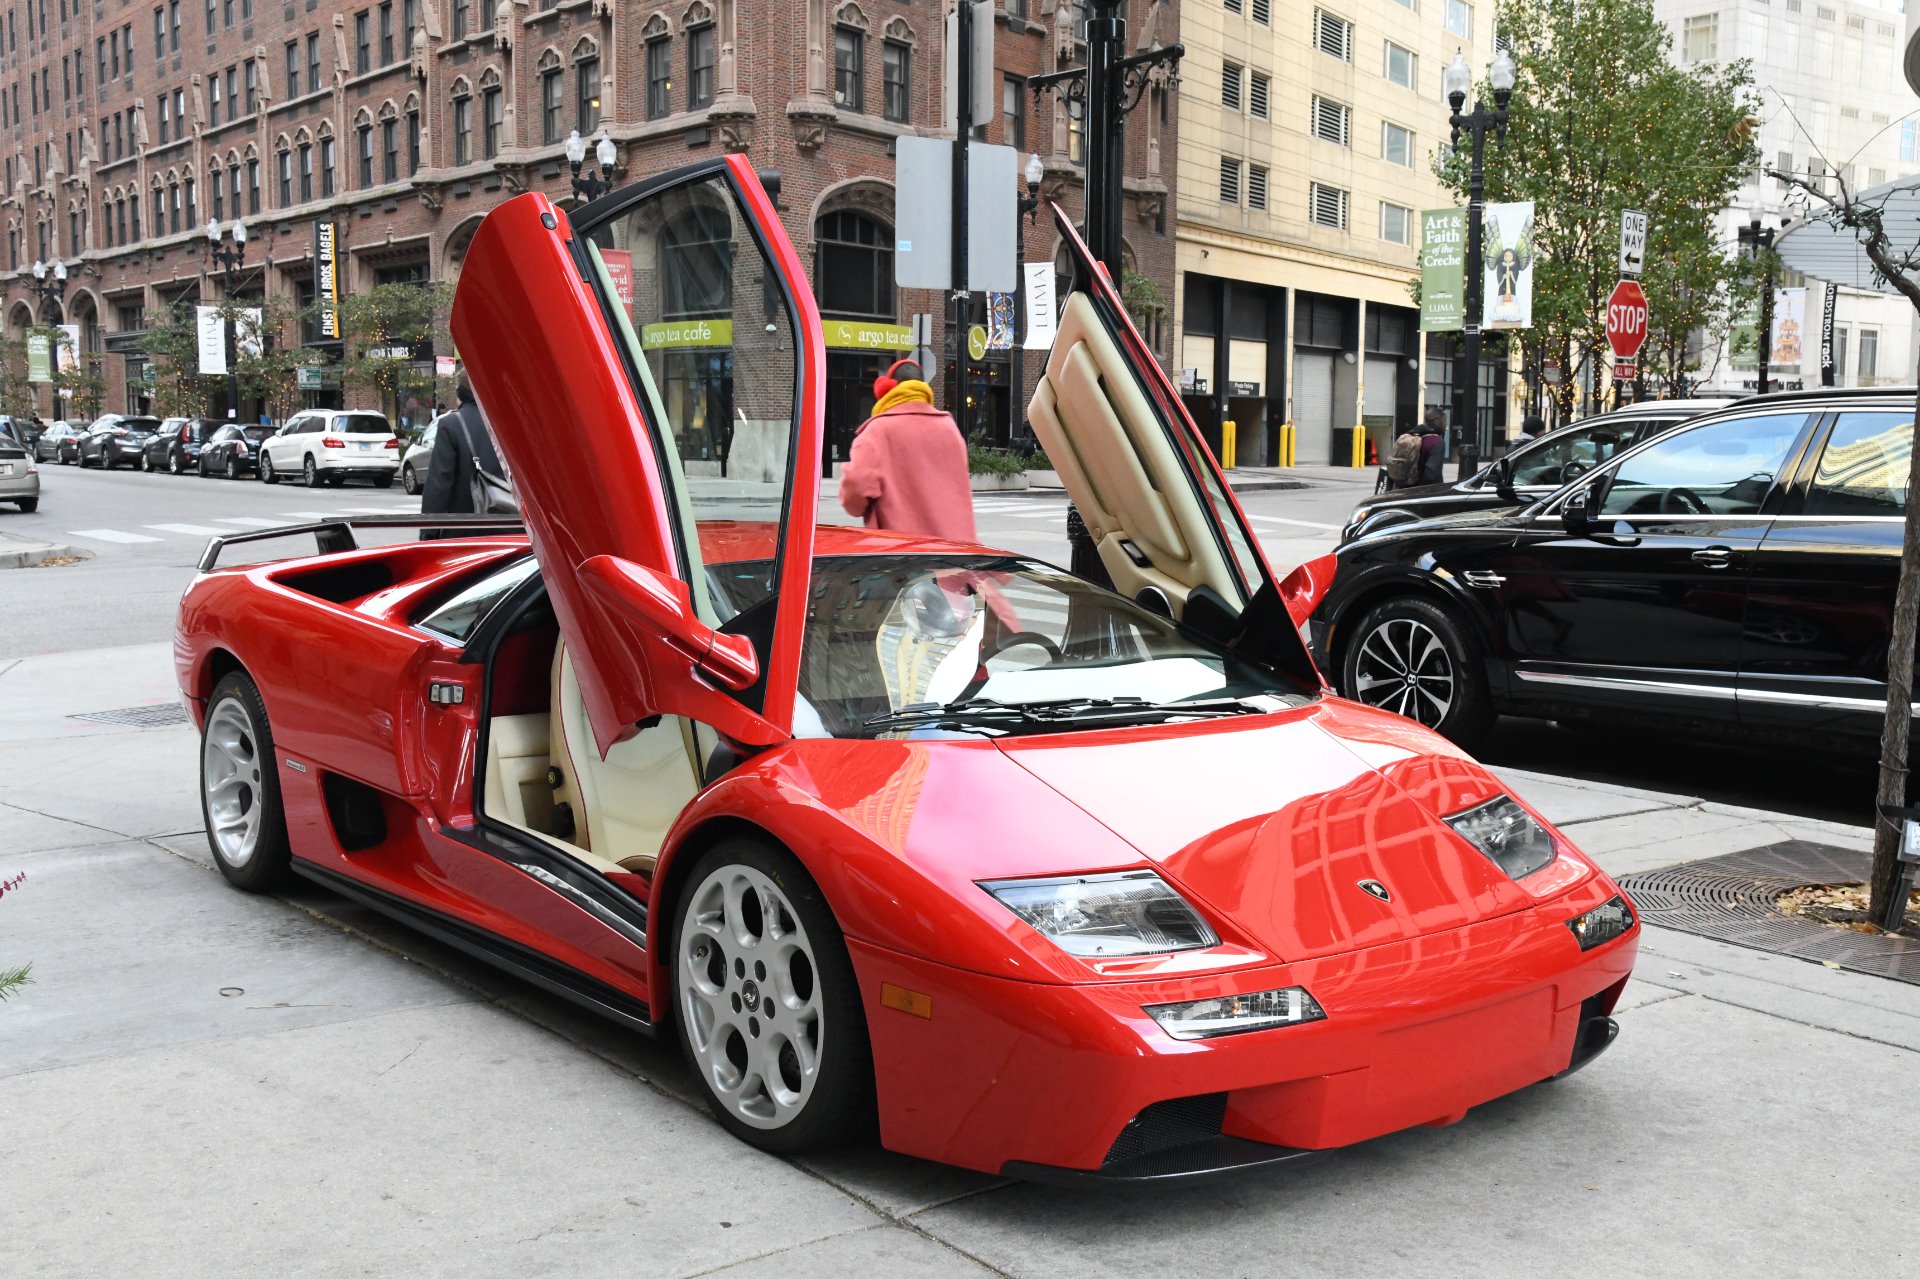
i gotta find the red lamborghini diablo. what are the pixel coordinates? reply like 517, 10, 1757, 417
175, 157, 1638, 1181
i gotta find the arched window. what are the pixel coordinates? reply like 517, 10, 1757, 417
451, 78, 473, 165
814, 210, 892, 319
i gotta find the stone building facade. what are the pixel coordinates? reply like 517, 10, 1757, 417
0, 0, 1179, 464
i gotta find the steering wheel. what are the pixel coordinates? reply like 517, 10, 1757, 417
1662, 487, 1712, 516
981, 631, 1063, 664
1559, 460, 1592, 484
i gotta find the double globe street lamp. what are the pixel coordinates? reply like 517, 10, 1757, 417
1443, 45, 1518, 478
566, 129, 619, 204
206, 219, 249, 420
30, 260, 70, 419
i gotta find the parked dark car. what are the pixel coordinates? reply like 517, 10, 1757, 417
34, 421, 83, 464
196, 422, 278, 479
1343, 398, 1737, 543
142, 417, 220, 474
1311, 387, 1916, 754
79, 416, 161, 469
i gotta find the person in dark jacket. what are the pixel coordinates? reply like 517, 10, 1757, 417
421, 372, 506, 538
1418, 407, 1448, 486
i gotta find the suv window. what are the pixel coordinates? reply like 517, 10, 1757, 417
1598, 412, 1809, 517
332, 413, 395, 436
1805, 410, 1911, 518
1510, 420, 1636, 487
417, 557, 541, 642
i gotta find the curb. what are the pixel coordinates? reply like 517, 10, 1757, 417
0, 538, 89, 570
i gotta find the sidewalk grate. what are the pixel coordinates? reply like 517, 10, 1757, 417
1620, 841, 1920, 985
68, 703, 191, 729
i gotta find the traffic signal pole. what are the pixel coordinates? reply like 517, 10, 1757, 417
946, 0, 973, 424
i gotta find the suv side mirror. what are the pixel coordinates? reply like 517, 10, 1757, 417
1491, 455, 1517, 499
1563, 488, 1593, 535
580, 555, 760, 691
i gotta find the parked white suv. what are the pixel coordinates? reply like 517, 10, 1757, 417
259, 410, 401, 488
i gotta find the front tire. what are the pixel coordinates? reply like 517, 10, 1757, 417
400, 463, 419, 495
1339, 596, 1493, 746
200, 672, 294, 892
672, 839, 874, 1155
302, 456, 320, 488
139, 451, 153, 472
260, 454, 279, 484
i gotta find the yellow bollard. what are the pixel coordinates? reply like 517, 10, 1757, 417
1221, 419, 1237, 470
1280, 422, 1297, 468
1350, 425, 1366, 468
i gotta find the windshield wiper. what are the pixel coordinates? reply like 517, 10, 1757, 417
862, 699, 1043, 736
862, 695, 1268, 737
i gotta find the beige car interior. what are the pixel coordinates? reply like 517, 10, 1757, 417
483, 638, 702, 879
1026, 292, 1240, 619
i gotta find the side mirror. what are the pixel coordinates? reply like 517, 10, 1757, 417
1279, 552, 1337, 629
580, 555, 760, 691
1562, 488, 1594, 535
1491, 455, 1517, 499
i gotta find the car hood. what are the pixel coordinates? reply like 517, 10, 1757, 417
992, 700, 1544, 961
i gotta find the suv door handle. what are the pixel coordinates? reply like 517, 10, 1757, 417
1692, 546, 1734, 568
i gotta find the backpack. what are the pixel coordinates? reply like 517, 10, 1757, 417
1386, 432, 1422, 484
459, 414, 519, 516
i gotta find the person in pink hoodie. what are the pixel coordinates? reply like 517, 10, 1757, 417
837, 359, 978, 543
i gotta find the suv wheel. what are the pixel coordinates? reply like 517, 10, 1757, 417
302, 456, 320, 488
1339, 596, 1493, 747
260, 454, 278, 484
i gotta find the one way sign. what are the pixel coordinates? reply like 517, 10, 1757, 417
1619, 209, 1649, 276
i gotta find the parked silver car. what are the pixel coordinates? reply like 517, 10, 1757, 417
400, 415, 446, 496
0, 432, 39, 512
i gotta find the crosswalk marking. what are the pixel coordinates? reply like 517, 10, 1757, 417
215, 516, 293, 527
1246, 514, 1340, 531
66, 528, 162, 544
344, 505, 406, 513
274, 510, 340, 520
144, 523, 229, 536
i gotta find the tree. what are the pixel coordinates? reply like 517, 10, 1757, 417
221, 298, 319, 425
1775, 165, 1920, 932
50, 329, 106, 421
0, 334, 37, 419
334, 281, 455, 420
138, 300, 222, 418
1436, 0, 1759, 416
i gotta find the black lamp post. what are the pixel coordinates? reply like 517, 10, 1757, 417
1444, 46, 1518, 480
566, 129, 618, 204
29, 259, 67, 419
1737, 212, 1782, 395
206, 219, 249, 420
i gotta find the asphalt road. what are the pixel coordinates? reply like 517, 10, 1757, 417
0, 461, 1875, 823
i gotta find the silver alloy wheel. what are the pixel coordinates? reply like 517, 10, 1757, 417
1351, 615, 1456, 727
260, 454, 275, 482
202, 696, 266, 868
303, 456, 318, 487
679, 864, 825, 1131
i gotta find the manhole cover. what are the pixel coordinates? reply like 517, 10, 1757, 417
68, 703, 191, 729
1619, 840, 1920, 985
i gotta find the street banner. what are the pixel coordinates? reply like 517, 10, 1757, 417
1022, 262, 1056, 350
1419, 209, 1466, 332
196, 306, 228, 375
1482, 201, 1535, 330
1770, 288, 1806, 374
25, 332, 51, 382
986, 291, 1016, 350
600, 249, 634, 311
1819, 281, 1838, 386
314, 220, 341, 340
54, 323, 82, 371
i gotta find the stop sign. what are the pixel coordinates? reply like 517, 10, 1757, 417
1606, 279, 1649, 360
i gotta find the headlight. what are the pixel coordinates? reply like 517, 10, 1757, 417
980, 870, 1218, 957
1567, 895, 1635, 950
1146, 987, 1327, 1040
1446, 795, 1557, 879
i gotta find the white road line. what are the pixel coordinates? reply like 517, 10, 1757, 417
344, 505, 407, 513
273, 510, 338, 519
66, 528, 162, 544
144, 523, 229, 536
1245, 514, 1341, 530
215, 516, 294, 527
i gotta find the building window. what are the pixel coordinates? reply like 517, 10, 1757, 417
882, 40, 909, 124
1003, 75, 1024, 149
453, 93, 471, 164
321, 136, 335, 194
229, 164, 241, 216
1310, 182, 1349, 228
576, 56, 600, 134
299, 143, 313, 201
1219, 156, 1241, 204
205, 0, 214, 34
170, 0, 181, 49
1859, 327, 1879, 382
1444, 0, 1471, 39
1313, 9, 1352, 61
483, 86, 502, 157
277, 148, 291, 204
1221, 61, 1242, 111
688, 24, 714, 109
1247, 164, 1268, 210
541, 68, 563, 143
355, 11, 370, 75
1067, 95, 1085, 162
1682, 13, 1717, 61
1249, 71, 1269, 119
834, 26, 863, 112
245, 61, 257, 113
814, 210, 895, 319
211, 167, 224, 219
226, 67, 238, 122
1380, 201, 1412, 244
154, 7, 164, 61
452, 0, 468, 41
308, 35, 321, 98
403, 0, 416, 52
379, 2, 393, 65
381, 117, 397, 181
407, 106, 420, 174
1384, 41, 1416, 89
1382, 121, 1414, 166
286, 41, 300, 98
358, 123, 373, 185
1311, 96, 1352, 146
647, 37, 672, 119
246, 158, 260, 212
158, 92, 171, 144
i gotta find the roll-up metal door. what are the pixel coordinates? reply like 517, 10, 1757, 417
1292, 352, 1336, 464
1363, 357, 1399, 421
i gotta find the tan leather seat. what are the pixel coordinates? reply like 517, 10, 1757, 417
483, 712, 555, 837
548, 641, 701, 876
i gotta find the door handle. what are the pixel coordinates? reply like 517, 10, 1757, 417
1692, 546, 1734, 568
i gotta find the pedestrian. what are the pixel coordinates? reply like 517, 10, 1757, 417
1418, 407, 1448, 486
1516, 413, 1546, 444
1384, 416, 1424, 491
421, 369, 513, 539
837, 359, 977, 543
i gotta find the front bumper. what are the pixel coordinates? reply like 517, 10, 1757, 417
851, 879, 1637, 1179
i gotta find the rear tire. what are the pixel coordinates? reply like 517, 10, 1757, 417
200, 672, 294, 892
98, 450, 113, 471
169, 449, 186, 475
672, 838, 874, 1155
225, 455, 240, 480
1339, 596, 1493, 747
15, 498, 37, 513
373, 474, 395, 489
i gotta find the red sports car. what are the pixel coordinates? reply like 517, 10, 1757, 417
175, 157, 1638, 1181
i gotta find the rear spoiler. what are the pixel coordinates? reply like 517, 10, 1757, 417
195, 514, 525, 573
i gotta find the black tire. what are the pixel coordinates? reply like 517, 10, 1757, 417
138, 451, 153, 472
225, 455, 240, 480
1338, 595, 1493, 747
199, 671, 294, 892
16, 498, 37, 513
260, 454, 279, 484
400, 463, 419, 495
373, 474, 395, 489
98, 450, 113, 470
671, 838, 874, 1155
302, 456, 320, 488
169, 449, 186, 475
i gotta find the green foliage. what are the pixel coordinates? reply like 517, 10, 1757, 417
221, 298, 320, 424
139, 300, 224, 418
0, 334, 37, 419
967, 442, 1029, 476
1437, 0, 1760, 410
0, 964, 30, 1002
334, 282, 455, 411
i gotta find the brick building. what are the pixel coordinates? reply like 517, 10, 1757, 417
1, 0, 1179, 465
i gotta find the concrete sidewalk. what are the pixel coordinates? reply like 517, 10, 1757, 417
3, 644, 1914, 1278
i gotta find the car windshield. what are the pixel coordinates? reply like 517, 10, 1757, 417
119, 418, 161, 433
724, 553, 1306, 739
334, 414, 394, 436
242, 425, 276, 443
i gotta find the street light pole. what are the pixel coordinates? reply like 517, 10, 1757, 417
565, 129, 618, 204
1738, 213, 1779, 395
29, 259, 68, 419
206, 219, 249, 420
1445, 47, 1517, 480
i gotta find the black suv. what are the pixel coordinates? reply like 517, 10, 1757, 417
1312, 387, 1915, 752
